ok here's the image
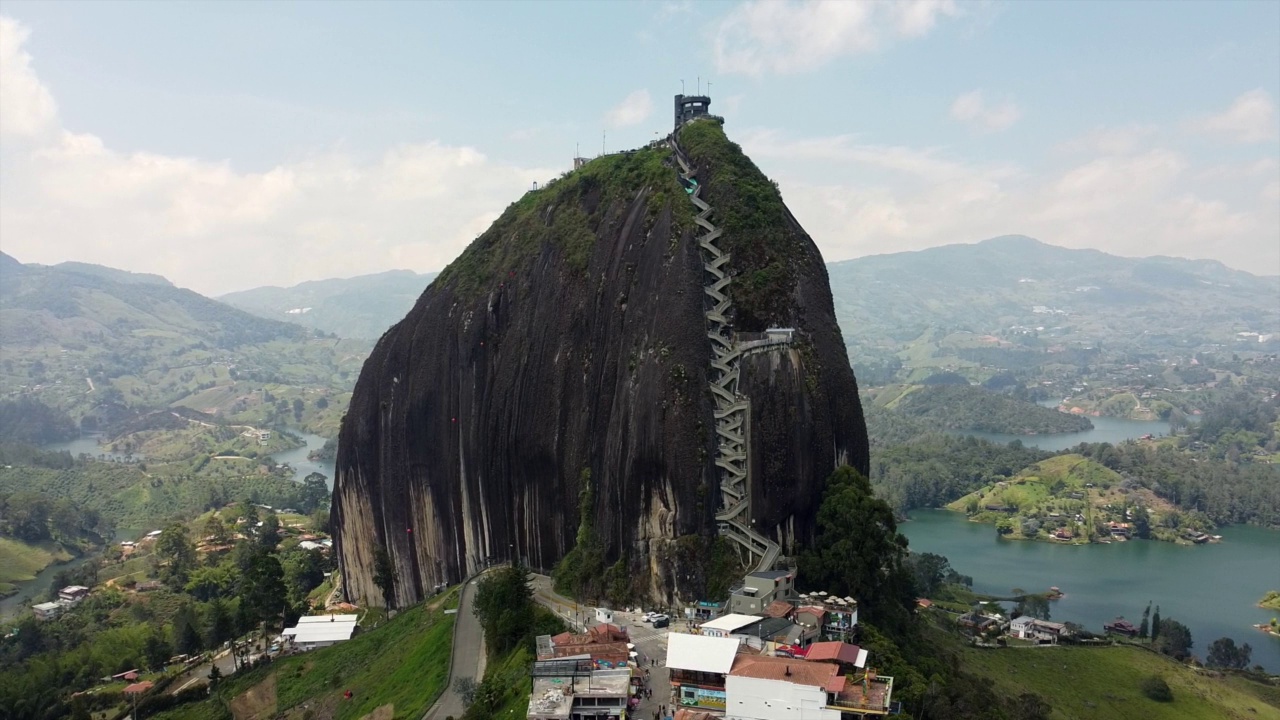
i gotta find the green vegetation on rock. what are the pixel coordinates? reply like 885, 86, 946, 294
1260, 591, 1280, 611
437, 143, 686, 299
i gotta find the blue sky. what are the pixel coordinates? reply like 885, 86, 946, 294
1, 1, 1276, 294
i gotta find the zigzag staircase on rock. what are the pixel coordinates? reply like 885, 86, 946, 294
670, 132, 781, 573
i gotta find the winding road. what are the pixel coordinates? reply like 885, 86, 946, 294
423, 573, 487, 720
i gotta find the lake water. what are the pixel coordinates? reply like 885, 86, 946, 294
269, 431, 336, 489
44, 433, 145, 461
957, 414, 1173, 452
902, 509, 1280, 671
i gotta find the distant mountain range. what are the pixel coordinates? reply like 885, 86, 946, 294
0, 252, 308, 349
827, 235, 1279, 359
0, 252, 364, 436
219, 270, 437, 340
216, 236, 1280, 355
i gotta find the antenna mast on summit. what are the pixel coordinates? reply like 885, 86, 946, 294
681, 79, 685, 94
697, 75, 701, 94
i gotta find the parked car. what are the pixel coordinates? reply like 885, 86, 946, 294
643, 612, 660, 623
652, 616, 669, 629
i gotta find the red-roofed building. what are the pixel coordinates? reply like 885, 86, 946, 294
544, 623, 632, 664
764, 600, 794, 619
804, 641, 868, 669
123, 680, 154, 694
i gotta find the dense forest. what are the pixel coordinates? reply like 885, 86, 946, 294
890, 385, 1093, 435
0, 398, 77, 445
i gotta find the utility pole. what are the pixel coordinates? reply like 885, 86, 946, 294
602, 130, 606, 155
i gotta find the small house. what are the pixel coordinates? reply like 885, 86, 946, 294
32, 602, 63, 621
58, 586, 90, 604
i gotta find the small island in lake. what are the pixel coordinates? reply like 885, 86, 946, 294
946, 454, 1212, 545
1260, 591, 1280, 611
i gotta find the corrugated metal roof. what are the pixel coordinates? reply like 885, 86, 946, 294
665, 633, 741, 674
698, 613, 760, 632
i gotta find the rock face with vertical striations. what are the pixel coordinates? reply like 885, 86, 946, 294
332, 118, 869, 608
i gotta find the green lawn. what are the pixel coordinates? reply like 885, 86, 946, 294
960, 644, 1280, 720
153, 589, 459, 720
0, 536, 70, 587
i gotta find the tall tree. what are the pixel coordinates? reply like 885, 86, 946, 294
206, 597, 235, 647
203, 515, 230, 546
173, 603, 203, 656
240, 549, 287, 628
473, 561, 536, 654
1151, 606, 1162, 644
799, 465, 916, 635
372, 545, 397, 609
258, 512, 281, 551
1139, 602, 1151, 639
156, 522, 197, 585
299, 473, 330, 513
1206, 637, 1252, 669
1155, 617, 1193, 660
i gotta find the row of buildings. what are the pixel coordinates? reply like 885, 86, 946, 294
526, 568, 895, 719
526, 623, 893, 720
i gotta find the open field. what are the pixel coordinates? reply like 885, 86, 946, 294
0, 537, 71, 594
960, 643, 1280, 720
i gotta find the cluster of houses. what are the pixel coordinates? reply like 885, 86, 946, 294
955, 609, 1074, 644
32, 585, 90, 621
525, 569, 896, 720
666, 634, 891, 719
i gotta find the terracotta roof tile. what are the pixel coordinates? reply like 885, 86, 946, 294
729, 655, 838, 689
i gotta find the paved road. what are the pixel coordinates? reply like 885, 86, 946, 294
528, 574, 676, 719
169, 639, 260, 695
424, 575, 486, 720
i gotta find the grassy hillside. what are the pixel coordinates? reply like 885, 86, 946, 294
151, 592, 457, 720
0, 537, 71, 596
961, 644, 1280, 720
947, 454, 1197, 542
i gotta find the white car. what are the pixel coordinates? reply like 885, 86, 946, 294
649, 613, 669, 624
642, 611, 660, 622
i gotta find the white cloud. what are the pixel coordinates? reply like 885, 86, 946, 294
0, 17, 555, 295
0, 17, 58, 140
949, 90, 1021, 133
604, 90, 653, 129
737, 129, 1279, 274
1187, 89, 1278, 143
1056, 124, 1157, 156
713, 0, 958, 76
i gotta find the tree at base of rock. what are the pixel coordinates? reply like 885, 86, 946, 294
799, 465, 915, 636
372, 545, 397, 609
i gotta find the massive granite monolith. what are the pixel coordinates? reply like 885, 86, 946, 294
333, 119, 869, 607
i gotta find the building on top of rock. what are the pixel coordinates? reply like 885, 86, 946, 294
674, 93, 713, 128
